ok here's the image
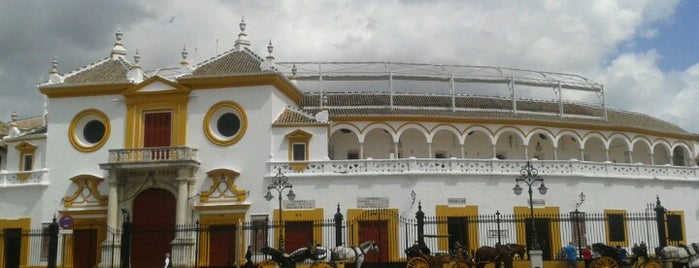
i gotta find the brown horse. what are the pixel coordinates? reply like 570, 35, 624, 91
506, 244, 527, 260
475, 245, 513, 268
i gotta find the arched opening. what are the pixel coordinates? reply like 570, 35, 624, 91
131, 188, 176, 268
608, 138, 629, 163
672, 146, 688, 166
653, 145, 671, 165
329, 128, 360, 160
556, 135, 581, 160
432, 129, 461, 158
583, 137, 606, 162
398, 128, 429, 158
528, 132, 553, 160
495, 132, 524, 160
631, 141, 652, 164
464, 130, 491, 159
364, 128, 394, 159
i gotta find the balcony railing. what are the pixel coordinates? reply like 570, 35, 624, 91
107, 146, 198, 164
268, 158, 699, 181
0, 169, 49, 188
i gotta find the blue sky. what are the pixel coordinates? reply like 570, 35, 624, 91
627, 0, 699, 72
1, 0, 698, 134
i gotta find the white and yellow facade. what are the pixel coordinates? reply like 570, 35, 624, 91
1, 20, 699, 268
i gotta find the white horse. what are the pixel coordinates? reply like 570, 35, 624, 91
330, 240, 379, 268
661, 244, 699, 268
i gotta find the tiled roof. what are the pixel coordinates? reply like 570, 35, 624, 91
59, 58, 134, 86
184, 48, 274, 78
300, 93, 689, 135
0, 116, 46, 138
273, 108, 328, 125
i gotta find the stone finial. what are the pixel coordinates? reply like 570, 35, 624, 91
180, 45, 190, 69
265, 39, 275, 66
48, 57, 64, 84
11, 110, 18, 122
234, 16, 250, 50
110, 28, 127, 60
290, 64, 298, 85
127, 49, 143, 83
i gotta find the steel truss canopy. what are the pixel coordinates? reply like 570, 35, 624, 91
275, 62, 603, 93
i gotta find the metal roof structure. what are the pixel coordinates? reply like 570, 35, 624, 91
276, 62, 603, 92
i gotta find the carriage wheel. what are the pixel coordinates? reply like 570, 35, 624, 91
593, 256, 618, 268
406, 256, 430, 268
257, 260, 278, 268
450, 261, 470, 268
641, 260, 663, 268
310, 262, 333, 268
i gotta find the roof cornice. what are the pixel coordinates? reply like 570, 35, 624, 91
39, 83, 133, 98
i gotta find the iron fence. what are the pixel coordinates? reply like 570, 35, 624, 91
1, 203, 683, 268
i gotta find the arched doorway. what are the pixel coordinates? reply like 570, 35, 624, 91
131, 188, 176, 268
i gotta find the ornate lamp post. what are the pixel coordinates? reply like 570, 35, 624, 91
575, 192, 586, 259
265, 168, 296, 251
513, 161, 547, 251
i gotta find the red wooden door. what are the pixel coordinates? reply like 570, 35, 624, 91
144, 112, 172, 147
284, 221, 313, 253
131, 188, 176, 268
209, 225, 236, 266
73, 229, 98, 268
358, 220, 389, 263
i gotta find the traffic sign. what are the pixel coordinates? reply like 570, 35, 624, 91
59, 215, 74, 230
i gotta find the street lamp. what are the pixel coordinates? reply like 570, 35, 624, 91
513, 161, 547, 251
265, 168, 296, 251
574, 192, 586, 259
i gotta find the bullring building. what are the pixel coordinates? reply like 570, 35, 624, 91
1, 19, 697, 268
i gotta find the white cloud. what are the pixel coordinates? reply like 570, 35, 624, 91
2, 0, 697, 133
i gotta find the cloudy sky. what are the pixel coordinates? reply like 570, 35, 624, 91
1, 0, 698, 133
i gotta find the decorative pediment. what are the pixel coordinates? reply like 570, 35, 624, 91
200, 169, 247, 203
14, 142, 37, 153
284, 129, 312, 141
63, 175, 108, 208
123, 76, 190, 95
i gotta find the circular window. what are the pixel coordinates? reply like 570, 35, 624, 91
69, 109, 110, 152
204, 101, 247, 146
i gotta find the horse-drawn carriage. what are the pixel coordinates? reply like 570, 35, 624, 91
589, 243, 663, 268
404, 241, 471, 268
258, 240, 379, 268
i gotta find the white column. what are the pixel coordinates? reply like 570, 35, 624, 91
523, 144, 529, 160
427, 143, 432, 158
359, 142, 364, 159
553, 146, 558, 160
107, 172, 119, 229
460, 144, 465, 158
604, 149, 610, 162
175, 168, 190, 226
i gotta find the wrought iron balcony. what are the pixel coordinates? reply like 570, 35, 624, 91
268, 158, 699, 182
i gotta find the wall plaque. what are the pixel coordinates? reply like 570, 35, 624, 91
357, 197, 389, 208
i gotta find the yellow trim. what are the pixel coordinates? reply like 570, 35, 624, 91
347, 208, 399, 262
513, 206, 561, 260
62, 216, 107, 268
666, 210, 686, 245
125, 102, 188, 148
271, 208, 324, 250
15, 142, 37, 180
197, 213, 248, 267
178, 73, 304, 103
286, 130, 312, 170
68, 109, 111, 152
435, 205, 479, 252
63, 175, 108, 208
203, 101, 248, 146
200, 169, 247, 203
603, 209, 628, 247
40, 83, 132, 98
330, 116, 699, 141
0, 218, 31, 268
